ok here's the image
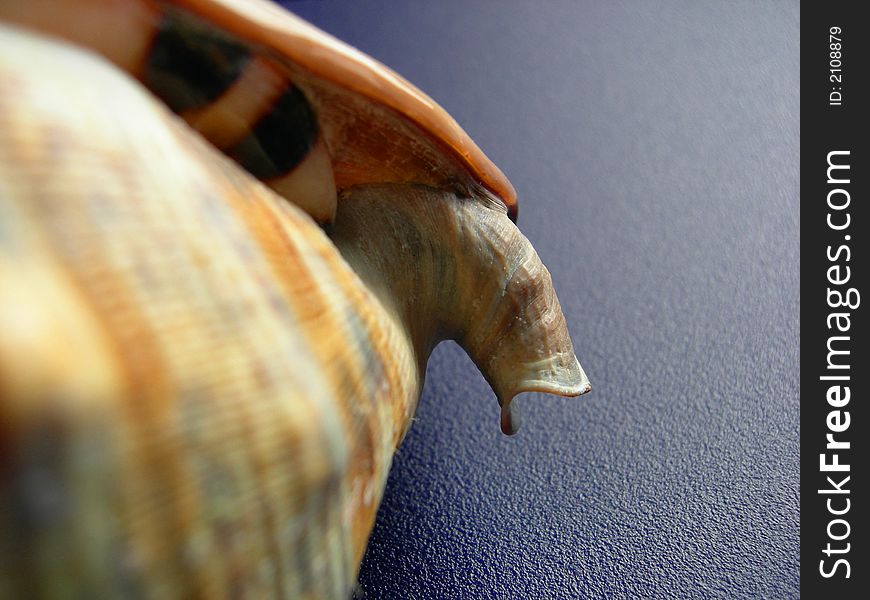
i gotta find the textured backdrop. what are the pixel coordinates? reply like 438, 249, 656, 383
284, 1, 800, 597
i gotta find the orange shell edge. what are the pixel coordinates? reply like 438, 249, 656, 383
175, 0, 519, 220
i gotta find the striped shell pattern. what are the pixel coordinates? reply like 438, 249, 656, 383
0, 1, 590, 597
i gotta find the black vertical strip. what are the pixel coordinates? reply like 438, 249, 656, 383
144, 8, 250, 113
801, 1, 868, 598
228, 85, 318, 180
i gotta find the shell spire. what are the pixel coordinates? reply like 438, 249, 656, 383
330, 184, 590, 435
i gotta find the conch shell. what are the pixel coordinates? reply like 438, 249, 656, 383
0, 1, 589, 597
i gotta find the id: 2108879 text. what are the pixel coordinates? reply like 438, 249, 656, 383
829, 27, 843, 107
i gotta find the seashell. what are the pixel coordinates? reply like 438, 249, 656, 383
0, 1, 590, 597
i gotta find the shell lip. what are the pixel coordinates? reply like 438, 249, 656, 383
175, 0, 519, 220
501, 379, 593, 402
496, 368, 592, 436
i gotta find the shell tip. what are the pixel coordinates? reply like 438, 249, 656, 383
499, 400, 522, 436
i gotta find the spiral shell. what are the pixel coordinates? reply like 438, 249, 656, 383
0, 1, 589, 597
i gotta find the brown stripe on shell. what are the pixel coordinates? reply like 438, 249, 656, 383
144, 4, 252, 113
173, 0, 518, 219
227, 82, 318, 180
0, 0, 515, 220
145, 6, 323, 192
144, 6, 334, 222
181, 54, 288, 150
177, 47, 338, 222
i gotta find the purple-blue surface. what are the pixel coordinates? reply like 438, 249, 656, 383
284, 1, 800, 597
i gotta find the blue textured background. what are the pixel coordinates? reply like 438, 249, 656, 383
285, 1, 800, 597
